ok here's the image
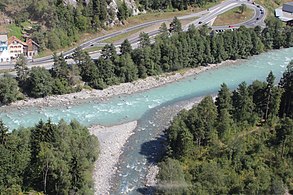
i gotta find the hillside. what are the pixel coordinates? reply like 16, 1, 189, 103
157, 61, 293, 194
0, 0, 217, 53
0, 0, 140, 51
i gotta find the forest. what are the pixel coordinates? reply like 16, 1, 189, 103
1, 0, 217, 51
0, 17, 292, 105
137, 0, 217, 10
0, 119, 99, 194
156, 60, 293, 194
1, 0, 131, 51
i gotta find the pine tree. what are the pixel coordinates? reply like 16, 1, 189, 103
216, 83, 232, 114
139, 32, 151, 48
101, 43, 117, 61
279, 60, 293, 118
169, 17, 182, 33
120, 39, 132, 55
0, 120, 8, 145
232, 82, 256, 125
15, 54, 29, 83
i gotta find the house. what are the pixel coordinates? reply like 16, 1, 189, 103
0, 49, 11, 62
0, 34, 11, 62
282, 2, 293, 14
0, 34, 8, 52
25, 38, 39, 58
275, 2, 293, 22
8, 36, 27, 59
0, 35, 40, 62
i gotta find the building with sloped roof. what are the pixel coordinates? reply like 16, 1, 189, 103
282, 2, 293, 13
25, 38, 39, 59
275, 2, 293, 22
8, 36, 27, 59
0, 34, 8, 52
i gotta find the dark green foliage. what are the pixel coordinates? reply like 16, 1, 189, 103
158, 22, 169, 39
275, 117, 293, 158
3, 0, 133, 51
101, 43, 117, 61
169, 17, 182, 33
15, 54, 29, 84
117, 53, 138, 82
158, 70, 293, 194
279, 60, 293, 118
0, 119, 99, 194
0, 126, 31, 193
120, 39, 132, 55
0, 20, 292, 106
73, 47, 100, 88
0, 77, 23, 105
26, 67, 54, 98
157, 158, 189, 194
118, 1, 129, 21
139, 32, 151, 48
232, 82, 256, 125
0, 121, 8, 145
137, 0, 218, 10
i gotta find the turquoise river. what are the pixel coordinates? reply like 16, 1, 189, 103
0, 47, 293, 194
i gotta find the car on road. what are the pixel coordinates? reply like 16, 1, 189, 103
198, 21, 202, 24
256, 17, 259, 20
65, 55, 73, 59
229, 25, 235, 28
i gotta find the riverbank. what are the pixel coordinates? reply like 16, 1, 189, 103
143, 96, 207, 191
4, 60, 239, 110
89, 121, 138, 195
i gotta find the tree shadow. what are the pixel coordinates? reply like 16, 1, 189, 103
139, 134, 167, 164
136, 186, 156, 195
136, 134, 167, 194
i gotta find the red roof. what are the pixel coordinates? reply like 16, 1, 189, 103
8, 36, 27, 46
26, 39, 39, 51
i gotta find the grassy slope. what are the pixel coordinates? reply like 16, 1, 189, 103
213, 6, 255, 26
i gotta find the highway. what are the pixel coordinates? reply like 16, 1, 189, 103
184, 0, 265, 30
0, 0, 266, 70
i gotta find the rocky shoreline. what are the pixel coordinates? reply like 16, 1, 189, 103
4, 60, 239, 110
143, 96, 208, 191
89, 121, 138, 195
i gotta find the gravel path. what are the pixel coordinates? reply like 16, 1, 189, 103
89, 121, 138, 195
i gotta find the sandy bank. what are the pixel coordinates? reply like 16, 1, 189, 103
4, 60, 238, 109
89, 121, 137, 195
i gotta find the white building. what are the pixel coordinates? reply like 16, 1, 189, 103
0, 34, 11, 62
0, 49, 11, 62
275, 2, 293, 22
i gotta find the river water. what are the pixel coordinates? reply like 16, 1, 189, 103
0, 47, 293, 194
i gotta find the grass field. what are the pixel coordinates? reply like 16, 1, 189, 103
103, 27, 145, 43
213, 6, 255, 26
84, 46, 104, 53
7, 24, 22, 39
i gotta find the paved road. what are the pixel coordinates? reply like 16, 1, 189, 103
0, 0, 266, 70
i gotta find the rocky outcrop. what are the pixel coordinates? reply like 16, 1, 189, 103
124, 0, 140, 16
107, 0, 141, 26
65, 0, 141, 26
